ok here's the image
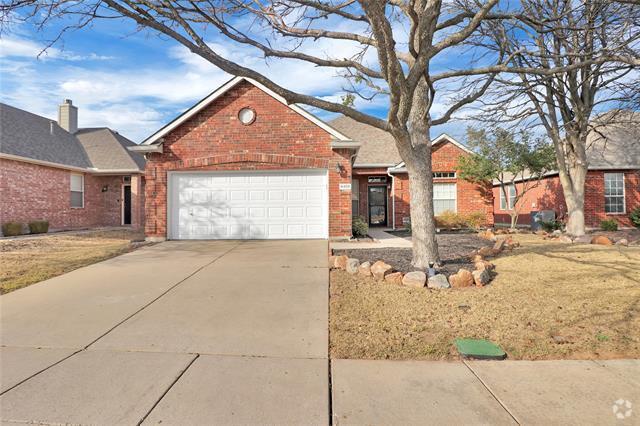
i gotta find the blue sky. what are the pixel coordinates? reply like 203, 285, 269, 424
0, 17, 468, 143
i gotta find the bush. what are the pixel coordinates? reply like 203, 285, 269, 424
352, 216, 369, 238
28, 220, 49, 234
2, 222, 24, 237
600, 219, 618, 232
462, 212, 486, 230
630, 207, 640, 229
435, 210, 464, 228
540, 220, 562, 232
435, 211, 486, 229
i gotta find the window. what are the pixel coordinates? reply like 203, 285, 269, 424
433, 183, 456, 215
351, 178, 359, 217
70, 173, 84, 208
604, 173, 625, 213
499, 185, 516, 210
433, 172, 456, 179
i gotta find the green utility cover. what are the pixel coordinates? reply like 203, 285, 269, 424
455, 338, 507, 360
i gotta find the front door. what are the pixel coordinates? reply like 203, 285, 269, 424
368, 185, 387, 226
123, 185, 132, 225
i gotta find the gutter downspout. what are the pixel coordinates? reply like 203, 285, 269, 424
387, 168, 396, 230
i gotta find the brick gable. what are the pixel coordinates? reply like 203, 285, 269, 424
143, 80, 352, 239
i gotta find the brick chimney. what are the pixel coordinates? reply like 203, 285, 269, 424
58, 99, 78, 133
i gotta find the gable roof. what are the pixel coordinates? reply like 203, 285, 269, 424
0, 103, 92, 169
0, 103, 144, 173
329, 115, 471, 168
76, 128, 146, 171
586, 111, 640, 169
329, 115, 401, 166
141, 76, 352, 145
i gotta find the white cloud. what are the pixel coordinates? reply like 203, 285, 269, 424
0, 36, 114, 61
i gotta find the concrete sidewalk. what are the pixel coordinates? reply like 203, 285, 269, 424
332, 359, 640, 425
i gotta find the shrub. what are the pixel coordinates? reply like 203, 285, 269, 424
462, 212, 486, 230
352, 216, 369, 238
630, 207, 640, 229
600, 219, 618, 232
28, 220, 49, 234
540, 220, 562, 232
435, 210, 464, 228
2, 222, 24, 237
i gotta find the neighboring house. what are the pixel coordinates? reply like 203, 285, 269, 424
492, 115, 640, 228
134, 76, 493, 241
0, 101, 146, 234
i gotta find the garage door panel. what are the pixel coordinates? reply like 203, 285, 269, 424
170, 170, 328, 240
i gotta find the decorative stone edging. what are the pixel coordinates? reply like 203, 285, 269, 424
328, 233, 520, 290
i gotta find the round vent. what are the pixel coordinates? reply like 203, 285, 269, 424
238, 107, 256, 125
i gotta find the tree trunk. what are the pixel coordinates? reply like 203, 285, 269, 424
563, 177, 586, 236
509, 211, 519, 229
402, 130, 440, 269
556, 136, 588, 236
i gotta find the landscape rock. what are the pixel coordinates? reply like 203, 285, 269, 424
385, 271, 404, 285
478, 230, 497, 241
427, 274, 450, 289
493, 238, 506, 253
478, 246, 494, 257
470, 254, 484, 263
402, 271, 426, 288
358, 261, 372, 277
472, 269, 491, 287
573, 235, 591, 244
552, 229, 562, 236
371, 260, 393, 280
615, 238, 629, 247
335, 255, 349, 270
328, 256, 337, 268
449, 268, 475, 288
591, 235, 613, 246
552, 335, 570, 345
474, 260, 495, 272
346, 258, 360, 274
558, 235, 573, 243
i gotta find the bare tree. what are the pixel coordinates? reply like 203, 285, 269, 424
467, 0, 640, 236
1, 0, 518, 267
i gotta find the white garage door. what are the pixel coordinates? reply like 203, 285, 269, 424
168, 170, 328, 240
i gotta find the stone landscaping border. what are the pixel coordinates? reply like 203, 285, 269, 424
329, 230, 521, 290
330, 228, 636, 291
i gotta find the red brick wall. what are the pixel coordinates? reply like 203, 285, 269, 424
143, 80, 352, 239
352, 142, 494, 228
0, 158, 143, 232
492, 170, 640, 227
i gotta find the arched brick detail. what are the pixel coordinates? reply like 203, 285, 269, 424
159, 152, 330, 172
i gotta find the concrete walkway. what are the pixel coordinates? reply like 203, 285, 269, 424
1, 240, 638, 425
331, 227, 412, 249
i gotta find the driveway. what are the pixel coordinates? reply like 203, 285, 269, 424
0, 240, 329, 424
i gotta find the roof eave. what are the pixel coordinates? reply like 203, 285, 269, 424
128, 143, 164, 153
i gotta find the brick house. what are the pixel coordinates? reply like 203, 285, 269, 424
135, 76, 493, 241
0, 101, 146, 234
492, 116, 640, 228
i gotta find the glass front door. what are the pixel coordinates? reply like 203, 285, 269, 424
368, 185, 387, 226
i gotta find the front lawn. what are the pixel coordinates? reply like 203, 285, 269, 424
0, 229, 147, 294
330, 234, 640, 360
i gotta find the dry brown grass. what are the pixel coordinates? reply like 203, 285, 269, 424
0, 229, 146, 294
330, 234, 640, 360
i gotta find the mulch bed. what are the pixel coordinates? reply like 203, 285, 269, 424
333, 233, 493, 275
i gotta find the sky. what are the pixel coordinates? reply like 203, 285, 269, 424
0, 15, 470, 144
